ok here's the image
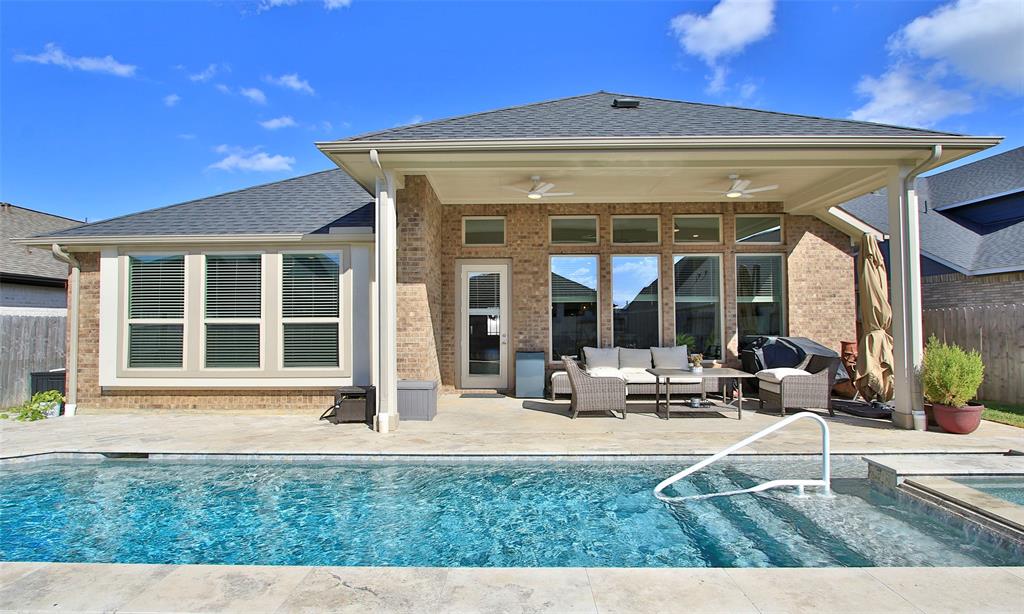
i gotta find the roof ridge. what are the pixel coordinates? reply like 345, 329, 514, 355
0, 202, 83, 224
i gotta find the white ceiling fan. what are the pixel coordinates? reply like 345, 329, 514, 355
700, 174, 779, 199
504, 176, 575, 200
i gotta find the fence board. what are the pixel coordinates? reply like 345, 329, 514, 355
0, 314, 67, 408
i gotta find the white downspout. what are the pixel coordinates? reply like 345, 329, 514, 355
51, 244, 79, 416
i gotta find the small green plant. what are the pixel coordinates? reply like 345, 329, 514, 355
675, 333, 697, 349
921, 335, 984, 408
0, 390, 64, 422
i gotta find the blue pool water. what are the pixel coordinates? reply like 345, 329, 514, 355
2, 457, 1021, 568
953, 476, 1024, 506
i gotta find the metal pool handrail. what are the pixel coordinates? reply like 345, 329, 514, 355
654, 411, 831, 502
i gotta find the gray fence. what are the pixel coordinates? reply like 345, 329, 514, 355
0, 312, 67, 408
922, 304, 1024, 405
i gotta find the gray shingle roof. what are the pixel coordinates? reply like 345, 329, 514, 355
2, 204, 82, 279
345, 91, 958, 142
39, 169, 373, 239
839, 146, 1024, 274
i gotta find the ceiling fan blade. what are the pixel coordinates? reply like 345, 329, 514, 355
696, 189, 727, 194
543, 192, 575, 197
743, 184, 779, 193
503, 186, 531, 194
534, 182, 555, 194
741, 194, 754, 199
734, 179, 751, 191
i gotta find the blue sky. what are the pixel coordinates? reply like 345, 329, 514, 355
3, 0, 1022, 223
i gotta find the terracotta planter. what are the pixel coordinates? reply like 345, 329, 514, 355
932, 401, 984, 435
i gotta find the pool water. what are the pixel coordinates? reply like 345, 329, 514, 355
2, 458, 1020, 568
953, 476, 1024, 506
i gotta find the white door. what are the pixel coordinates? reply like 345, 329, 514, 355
458, 262, 509, 389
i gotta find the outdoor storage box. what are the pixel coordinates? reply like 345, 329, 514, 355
398, 379, 438, 421
515, 351, 545, 398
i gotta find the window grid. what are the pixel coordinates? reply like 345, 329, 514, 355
281, 252, 342, 369
203, 254, 263, 369
126, 254, 185, 369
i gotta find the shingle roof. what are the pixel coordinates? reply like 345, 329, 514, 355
344, 91, 958, 142
1, 204, 82, 279
39, 169, 373, 239
926, 146, 1024, 209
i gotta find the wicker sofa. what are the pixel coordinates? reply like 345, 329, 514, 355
550, 346, 715, 400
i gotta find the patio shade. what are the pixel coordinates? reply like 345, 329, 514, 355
854, 233, 894, 401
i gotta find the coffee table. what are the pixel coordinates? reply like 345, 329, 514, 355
646, 367, 756, 420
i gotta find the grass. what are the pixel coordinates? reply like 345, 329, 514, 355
980, 401, 1024, 428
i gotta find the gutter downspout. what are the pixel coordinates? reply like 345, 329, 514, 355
51, 244, 79, 416
904, 145, 941, 203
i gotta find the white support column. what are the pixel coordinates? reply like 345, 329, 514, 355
886, 165, 925, 429
374, 172, 399, 433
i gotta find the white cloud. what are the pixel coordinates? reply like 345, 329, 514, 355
394, 114, 423, 127
324, 0, 352, 8
239, 87, 267, 104
264, 73, 315, 95
259, 115, 297, 130
849, 66, 974, 128
670, 0, 774, 93
893, 0, 1024, 93
257, 0, 351, 11
163, 94, 181, 107
188, 63, 222, 82
208, 145, 294, 172
13, 43, 136, 77
215, 83, 231, 94
177, 133, 197, 140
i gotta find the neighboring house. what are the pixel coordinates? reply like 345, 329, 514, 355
19, 92, 999, 429
1, 203, 82, 407
840, 146, 1024, 308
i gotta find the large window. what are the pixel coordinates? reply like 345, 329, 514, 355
674, 255, 722, 359
204, 254, 262, 368
550, 256, 598, 359
736, 254, 785, 338
612, 255, 660, 348
127, 255, 185, 368
736, 215, 783, 244
612, 216, 660, 244
282, 253, 341, 368
550, 216, 598, 245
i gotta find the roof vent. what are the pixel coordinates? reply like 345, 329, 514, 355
611, 97, 640, 109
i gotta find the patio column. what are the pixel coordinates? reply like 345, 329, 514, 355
374, 170, 399, 433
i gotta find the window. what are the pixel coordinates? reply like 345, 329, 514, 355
612, 255, 660, 348
463, 217, 505, 245
127, 255, 184, 368
282, 253, 341, 368
550, 256, 598, 359
204, 254, 261, 368
673, 255, 722, 359
550, 216, 598, 245
736, 215, 783, 244
673, 215, 721, 244
736, 254, 785, 338
612, 216, 660, 244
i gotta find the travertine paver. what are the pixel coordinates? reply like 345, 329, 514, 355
118, 564, 311, 613
866, 567, 1024, 614
586, 567, 758, 614
723, 567, 922, 613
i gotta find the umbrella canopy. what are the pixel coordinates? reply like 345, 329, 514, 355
854, 233, 894, 401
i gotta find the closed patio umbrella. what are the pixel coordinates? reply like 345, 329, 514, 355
854, 233, 894, 401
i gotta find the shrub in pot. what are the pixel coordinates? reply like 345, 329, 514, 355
921, 336, 985, 434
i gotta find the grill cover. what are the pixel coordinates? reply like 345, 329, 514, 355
740, 336, 847, 392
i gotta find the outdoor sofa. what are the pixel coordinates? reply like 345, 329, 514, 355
551, 346, 716, 400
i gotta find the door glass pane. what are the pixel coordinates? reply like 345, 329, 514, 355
464, 218, 505, 245
467, 271, 501, 375
674, 255, 721, 359
612, 256, 660, 348
673, 216, 720, 243
551, 217, 598, 244
736, 254, 784, 338
612, 217, 659, 244
551, 256, 598, 358
736, 215, 782, 243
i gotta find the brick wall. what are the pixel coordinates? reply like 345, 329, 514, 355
921, 271, 1024, 309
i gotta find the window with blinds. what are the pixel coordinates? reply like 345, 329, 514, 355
282, 253, 341, 368
204, 255, 262, 368
127, 255, 185, 368
674, 255, 722, 359
736, 254, 784, 337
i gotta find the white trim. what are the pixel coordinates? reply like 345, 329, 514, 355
672, 214, 723, 245
735, 214, 784, 245
549, 215, 600, 246
548, 254, 600, 363
98, 248, 119, 386
456, 260, 511, 389
671, 253, 725, 360
611, 215, 661, 246
462, 216, 507, 246
101, 377, 352, 389
200, 252, 265, 371
13, 232, 374, 247
610, 254, 662, 348
734, 253, 787, 337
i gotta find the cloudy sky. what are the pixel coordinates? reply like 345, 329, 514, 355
3, 0, 1022, 222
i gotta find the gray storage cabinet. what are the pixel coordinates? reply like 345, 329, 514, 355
397, 379, 438, 421
515, 351, 545, 398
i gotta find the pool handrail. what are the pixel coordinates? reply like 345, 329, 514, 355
654, 411, 831, 502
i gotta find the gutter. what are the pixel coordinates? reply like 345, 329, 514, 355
12, 230, 375, 248
50, 244, 79, 416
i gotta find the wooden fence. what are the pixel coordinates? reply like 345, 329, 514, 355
923, 304, 1024, 405
0, 312, 66, 408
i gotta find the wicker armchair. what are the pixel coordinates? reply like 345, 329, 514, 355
757, 355, 837, 417
562, 357, 627, 420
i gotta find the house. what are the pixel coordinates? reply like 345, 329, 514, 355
19, 92, 1000, 430
841, 146, 1024, 308
1, 203, 82, 407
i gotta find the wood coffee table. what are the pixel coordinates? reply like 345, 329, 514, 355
646, 367, 756, 420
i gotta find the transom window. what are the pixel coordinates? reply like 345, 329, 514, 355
550, 256, 598, 359
612, 216, 660, 244
463, 217, 506, 245
736, 254, 785, 338
550, 216, 598, 245
127, 255, 185, 369
204, 254, 262, 368
282, 253, 341, 368
736, 215, 783, 244
673, 215, 721, 244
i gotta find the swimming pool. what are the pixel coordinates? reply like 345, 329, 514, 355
953, 476, 1024, 506
2, 457, 1021, 567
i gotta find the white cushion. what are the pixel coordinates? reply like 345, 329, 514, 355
756, 367, 811, 384
619, 367, 657, 384
759, 380, 781, 394
588, 366, 626, 380
666, 377, 702, 385
583, 347, 619, 370
619, 348, 653, 369
651, 346, 688, 370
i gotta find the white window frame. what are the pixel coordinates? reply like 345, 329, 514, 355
548, 254, 600, 362
462, 216, 506, 246
610, 253, 662, 348
200, 251, 265, 371
611, 215, 661, 246
734, 252, 787, 337
279, 250, 345, 371
734, 213, 784, 245
549, 215, 599, 246
672, 253, 725, 360
673, 214, 723, 245
123, 252, 187, 372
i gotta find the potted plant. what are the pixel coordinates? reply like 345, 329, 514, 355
689, 353, 704, 374
921, 335, 985, 434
